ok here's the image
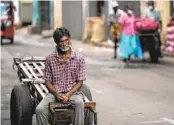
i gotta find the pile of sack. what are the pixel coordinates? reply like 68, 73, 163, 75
134, 18, 159, 31
165, 20, 174, 54
83, 17, 105, 43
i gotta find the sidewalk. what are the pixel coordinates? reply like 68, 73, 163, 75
15, 27, 114, 47
15, 27, 174, 58
14, 27, 114, 60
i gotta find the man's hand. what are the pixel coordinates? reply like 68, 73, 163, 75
62, 95, 69, 103
64, 80, 83, 100
55, 93, 69, 103
55, 93, 64, 101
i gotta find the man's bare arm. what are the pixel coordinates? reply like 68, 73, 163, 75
66, 80, 83, 98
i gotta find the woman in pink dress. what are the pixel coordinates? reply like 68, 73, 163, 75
118, 5, 143, 64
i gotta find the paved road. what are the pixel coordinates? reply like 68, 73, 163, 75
1, 36, 174, 125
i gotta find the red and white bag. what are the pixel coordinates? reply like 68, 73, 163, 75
134, 18, 159, 31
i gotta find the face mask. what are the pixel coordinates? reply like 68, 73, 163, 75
59, 44, 71, 52
127, 10, 133, 15
56, 43, 72, 53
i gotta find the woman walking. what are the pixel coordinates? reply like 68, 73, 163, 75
118, 5, 143, 64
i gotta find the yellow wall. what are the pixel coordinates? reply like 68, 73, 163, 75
156, 1, 170, 44
140, 0, 148, 17
54, 0, 62, 29
19, 0, 32, 3
140, 0, 171, 44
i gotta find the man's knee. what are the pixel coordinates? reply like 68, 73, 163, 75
74, 99, 84, 107
35, 105, 42, 115
35, 104, 47, 115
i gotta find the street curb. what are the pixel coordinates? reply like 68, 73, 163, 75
82, 40, 114, 48
90, 41, 174, 58
41, 30, 54, 38
14, 34, 50, 47
163, 51, 174, 58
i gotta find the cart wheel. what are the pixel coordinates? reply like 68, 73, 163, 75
10, 37, 14, 44
10, 84, 33, 125
80, 84, 96, 125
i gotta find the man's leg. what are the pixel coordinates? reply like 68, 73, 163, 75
113, 38, 118, 59
35, 93, 56, 125
69, 93, 84, 125
157, 33, 163, 57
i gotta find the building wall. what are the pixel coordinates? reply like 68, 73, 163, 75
170, 1, 174, 16
13, 1, 20, 25
19, 0, 32, 24
54, 0, 62, 29
19, 2, 32, 23
49, 0, 54, 29
19, 0, 32, 3
32, 0, 40, 26
40, 1, 50, 30
31, 1, 53, 33
118, 1, 141, 17
156, 1, 170, 44
89, 1, 97, 17
62, 1, 84, 40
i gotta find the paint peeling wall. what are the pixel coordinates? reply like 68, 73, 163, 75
62, 1, 84, 40
54, 0, 62, 29
32, 1, 40, 27
156, 1, 170, 44
49, 0, 54, 29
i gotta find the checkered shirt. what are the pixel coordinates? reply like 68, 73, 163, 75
43, 50, 86, 93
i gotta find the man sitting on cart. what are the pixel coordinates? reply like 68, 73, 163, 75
145, 0, 163, 57
35, 27, 86, 125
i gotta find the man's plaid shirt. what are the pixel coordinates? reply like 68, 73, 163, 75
43, 50, 86, 93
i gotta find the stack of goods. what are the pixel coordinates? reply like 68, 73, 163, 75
134, 18, 159, 32
83, 17, 94, 43
83, 17, 105, 43
165, 20, 174, 54
91, 17, 105, 43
